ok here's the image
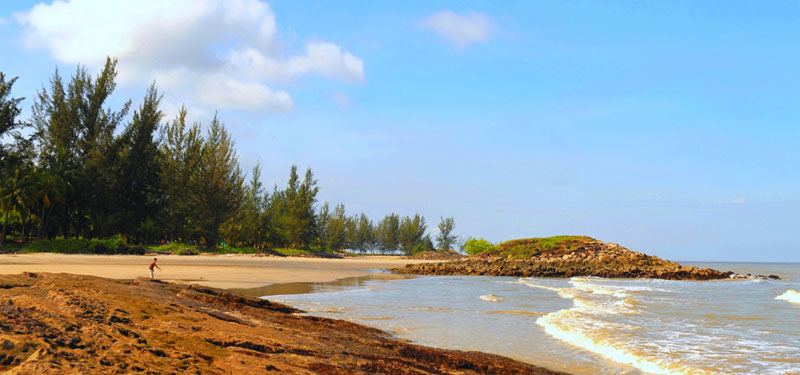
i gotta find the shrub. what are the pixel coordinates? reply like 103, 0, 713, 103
23, 238, 143, 255
23, 239, 89, 254
177, 248, 199, 256
464, 238, 495, 256
90, 238, 129, 254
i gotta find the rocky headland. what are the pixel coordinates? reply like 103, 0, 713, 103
393, 236, 747, 280
0, 272, 566, 375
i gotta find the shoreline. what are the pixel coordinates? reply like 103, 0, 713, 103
0, 253, 438, 289
0, 272, 568, 374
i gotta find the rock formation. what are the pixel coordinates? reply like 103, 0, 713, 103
0, 272, 565, 375
393, 239, 734, 280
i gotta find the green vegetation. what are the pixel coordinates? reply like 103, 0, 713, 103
487, 236, 596, 258
435, 217, 457, 251
463, 237, 496, 255
22, 238, 143, 254
0, 61, 454, 256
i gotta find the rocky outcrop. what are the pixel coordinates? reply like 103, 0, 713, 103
0, 272, 566, 375
403, 250, 465, 261
392, 241, 734, 280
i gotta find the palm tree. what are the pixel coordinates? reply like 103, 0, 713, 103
0, 167, 33, 249
34, 170, 66, 240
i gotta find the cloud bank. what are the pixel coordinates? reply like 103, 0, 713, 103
16, 0, 364, 112
419, 10, 491, 48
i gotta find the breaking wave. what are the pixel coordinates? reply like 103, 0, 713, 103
522, 277, 711, 375
776, 289, 800, 305
480, 294, 504, 302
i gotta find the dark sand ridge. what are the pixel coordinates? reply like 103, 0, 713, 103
0, 272, 567, 375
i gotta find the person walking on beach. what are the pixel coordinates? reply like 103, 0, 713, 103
149, 257, 161, 279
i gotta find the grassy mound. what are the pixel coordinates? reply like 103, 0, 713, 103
483, 235, 596, 258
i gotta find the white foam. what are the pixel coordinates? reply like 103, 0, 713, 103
480, 294, 504, 303
526, 278, 709, 375
570, 279, 629, 298
776, 289, 800, 305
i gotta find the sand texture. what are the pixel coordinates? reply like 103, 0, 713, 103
0, 272, 566, 375
0, 254, 436, 289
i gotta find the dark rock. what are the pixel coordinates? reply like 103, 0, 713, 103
392, 240, 733, 280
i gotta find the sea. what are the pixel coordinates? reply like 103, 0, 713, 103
262, 262, 800, 375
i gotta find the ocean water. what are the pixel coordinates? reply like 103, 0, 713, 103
266, 263, 800, 375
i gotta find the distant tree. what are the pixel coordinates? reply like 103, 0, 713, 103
244, 163, 265, 245
33, 169, 65, 240
421, 233, 435, 252
316, 202, 330, 248
1, 167, 34, 248
191, 115, 243, 247
263, 185, 288, 248
32, 58, 131, 238
435, 217, 458, 251
284, 166, 318, 249
325, 204, 347, 251
343, 214, 357, 251
159, 107, 203, 241
352, 213, 375, 253
376, 213, 400, 253
398, 214, 426, 254
0, 72, 28, 247
115, 83, 163, 239
0, 73, 26, 164
464, 237, 495, 255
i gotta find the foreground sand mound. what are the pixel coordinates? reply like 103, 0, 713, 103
393, 240, 733, 280
0, 272, 564, 375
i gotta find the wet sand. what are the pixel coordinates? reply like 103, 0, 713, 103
0, 272, 566, 374
0, 253, 438, 289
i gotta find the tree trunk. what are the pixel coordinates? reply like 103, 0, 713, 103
1, 208, 9, 249
21, 212, 27, 244
37, 203, 47, 240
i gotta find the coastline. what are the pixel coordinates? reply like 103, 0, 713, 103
0, 253, 438, 289
0, 272, 567, 374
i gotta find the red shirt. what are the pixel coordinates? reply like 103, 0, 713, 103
149, 260, 157, 270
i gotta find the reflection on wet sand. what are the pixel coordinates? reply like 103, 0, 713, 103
231, 272, 415, 297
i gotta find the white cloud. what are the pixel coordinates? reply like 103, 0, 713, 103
15, 0, 364, 112
714, 198, 746, 204
419, 10, 490, 48
331, 90, 351, 107
197, 76, 293, 112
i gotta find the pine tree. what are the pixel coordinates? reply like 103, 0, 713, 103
0, 73, 26, 164
32, 58, 130, 238
159, 107, 203, 241
325, 204, 347, 251
376, 213, 400, 253
353, 213, 375, 253
398, 214, 426, 255
284, 166, 318, 249
191, 115, 243, 247
435, 217, 458, 251
115, 83, 163, 239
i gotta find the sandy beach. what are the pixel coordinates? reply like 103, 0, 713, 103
0, 253, 437, 289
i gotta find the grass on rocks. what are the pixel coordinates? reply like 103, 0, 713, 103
487, 235, 596, 258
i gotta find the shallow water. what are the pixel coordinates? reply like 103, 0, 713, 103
266, 262, 800, 375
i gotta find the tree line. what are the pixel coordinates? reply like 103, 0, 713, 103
0, 58, 459, 254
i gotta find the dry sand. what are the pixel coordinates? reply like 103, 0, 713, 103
0, 253, 437, 289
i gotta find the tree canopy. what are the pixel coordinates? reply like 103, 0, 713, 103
0, 61, 460, 254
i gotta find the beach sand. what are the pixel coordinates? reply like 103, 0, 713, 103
0, 253, 437, 289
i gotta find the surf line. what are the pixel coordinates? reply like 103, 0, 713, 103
520, 278, 710, 375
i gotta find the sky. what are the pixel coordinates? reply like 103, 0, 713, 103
1, 0, 798, 262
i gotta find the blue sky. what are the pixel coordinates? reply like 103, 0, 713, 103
1, 0, 798, 261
